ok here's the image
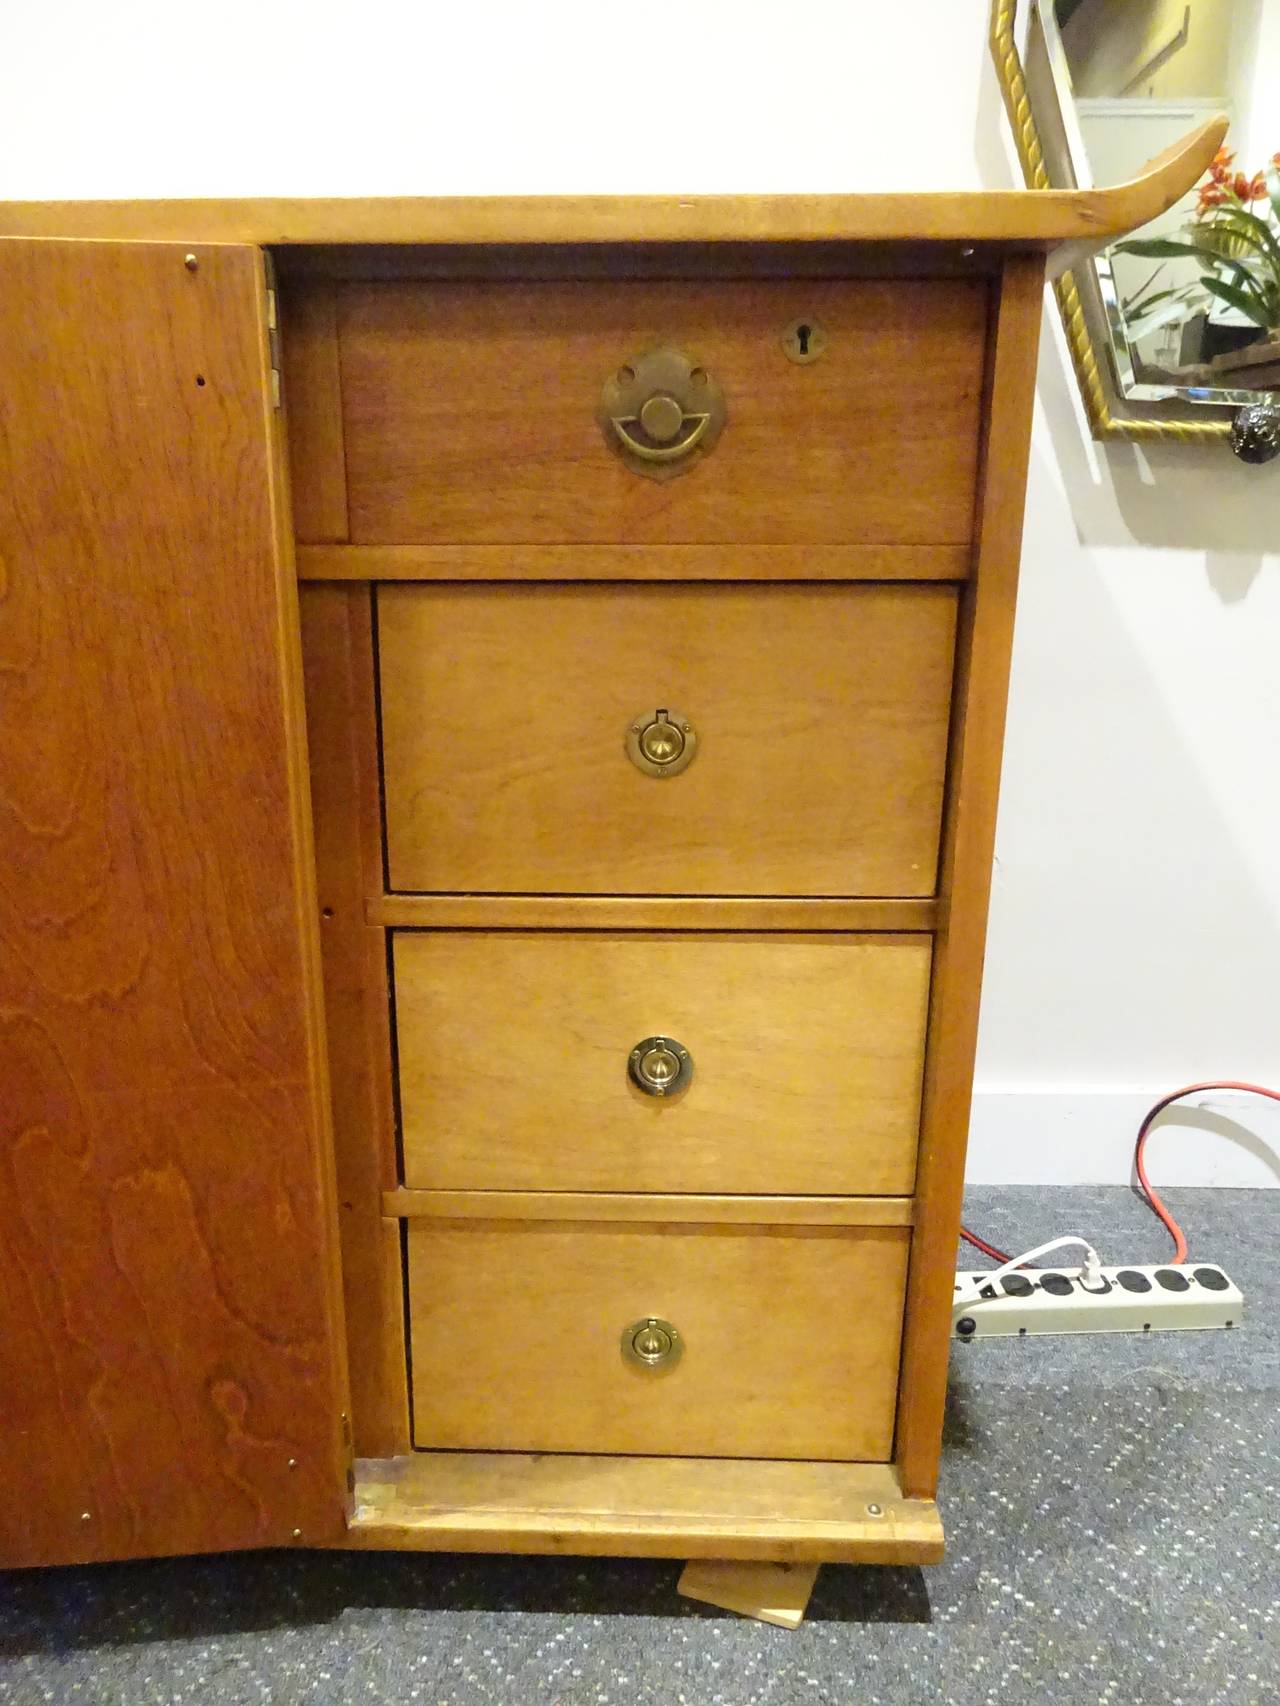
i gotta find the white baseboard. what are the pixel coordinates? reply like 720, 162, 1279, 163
965, 1088, 1280, 1188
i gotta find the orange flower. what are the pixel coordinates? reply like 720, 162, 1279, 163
1197, 183, 1227, 213
1233, 170, 1251, 198
1209, 146, 1236, 184
1248, 171, 1267, 200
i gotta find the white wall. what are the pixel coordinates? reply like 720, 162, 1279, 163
3, 0, 1277, 1186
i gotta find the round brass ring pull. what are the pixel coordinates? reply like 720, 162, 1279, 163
610, 409, 711, 464
628, 1035, 693, 1098
622, 1317, 682, 1370
626, 708, 697, 778
599, 346, 726, 480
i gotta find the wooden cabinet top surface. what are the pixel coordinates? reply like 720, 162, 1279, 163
0, 116, 1223, 249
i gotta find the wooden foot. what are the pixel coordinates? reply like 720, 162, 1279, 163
677, 1558, 820, 1629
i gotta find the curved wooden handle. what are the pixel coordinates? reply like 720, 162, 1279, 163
1046, 114, 1228, 279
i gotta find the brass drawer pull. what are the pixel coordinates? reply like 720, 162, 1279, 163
626, 708, 697, 778
628, 1035, 693, 1098
622, 1317, 683, 1370
599, 346, 726, 479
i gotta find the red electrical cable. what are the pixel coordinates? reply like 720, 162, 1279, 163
1132, 1080, 1280, 1264
959, 1223, 1013, 1264
961, 1080, 1280, 1269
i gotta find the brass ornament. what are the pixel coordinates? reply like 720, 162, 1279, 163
781, 317, 828, 364
621, 1317, 683, 1370
599, 346, 726, 478
628, 1035, 693, 1098
625, 708, 697, 778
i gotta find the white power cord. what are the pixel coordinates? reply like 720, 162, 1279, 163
955, 1235, 1106, 1302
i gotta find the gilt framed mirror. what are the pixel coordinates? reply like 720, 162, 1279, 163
991, 0, 1280, 457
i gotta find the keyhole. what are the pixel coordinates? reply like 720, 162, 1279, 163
781, 317, 825, 364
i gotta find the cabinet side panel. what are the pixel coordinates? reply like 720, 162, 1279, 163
896, 254, 1045, 1498
280, 278, 351, 543
0, 238, 350, 1565
299, 583, 410, 1456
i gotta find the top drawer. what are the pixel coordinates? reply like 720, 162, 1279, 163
338, 279, 986, 547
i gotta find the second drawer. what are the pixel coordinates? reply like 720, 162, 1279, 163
394, 931, 931, 1194
378, 581, 957, 898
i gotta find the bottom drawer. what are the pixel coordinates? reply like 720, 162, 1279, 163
407, 1218, 909, 1461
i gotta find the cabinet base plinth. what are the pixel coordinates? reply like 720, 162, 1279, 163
340, 1452, 943, 1564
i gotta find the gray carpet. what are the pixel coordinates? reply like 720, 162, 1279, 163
1, 1187, 1276, 1706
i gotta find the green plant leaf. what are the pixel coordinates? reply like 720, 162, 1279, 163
1211, 205, 1280, 272
1126, 287, 1181, 313
1201, 252, 1271, 306
1202, 276, 1273, 328
1114, 237, 1211, 259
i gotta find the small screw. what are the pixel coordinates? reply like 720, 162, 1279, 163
961, 246, 975, 258
80, 1511, 92, 1523
184, 253, 198, 271
292, 1527, 303, 1540
287, 1457, 299, 1470
866, 1503, 883, 1518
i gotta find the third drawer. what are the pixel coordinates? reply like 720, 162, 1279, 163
394, 930, 931, 1195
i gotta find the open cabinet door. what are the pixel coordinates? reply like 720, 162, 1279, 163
0, 239, 350, 1565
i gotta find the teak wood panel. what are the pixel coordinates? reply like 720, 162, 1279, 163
299, 585, 410, 1457
384, 1190, 914, 1227
371, 894, 937, 932
280, 280, 349, 542
0, 238, 348, 1568
347, 1452, 943, 1563
895, 254, 1046, 1499
407, 1222, 908, 1460
295, 541, 972, 580
394, 932, 931, 1194
0, 119, 1226, 246
378, 583, 958, 897
337, 279, 985, 545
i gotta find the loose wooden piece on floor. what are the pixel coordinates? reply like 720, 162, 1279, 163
677, 1558, 820, 1629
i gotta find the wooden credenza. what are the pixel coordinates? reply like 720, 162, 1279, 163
0, 130, 1218, 1570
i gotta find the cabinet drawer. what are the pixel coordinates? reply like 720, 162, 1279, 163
407, 1218, 908, 1460
339, 278, 984, 547
378, 582, 956, 897
395, 931, 929, 1195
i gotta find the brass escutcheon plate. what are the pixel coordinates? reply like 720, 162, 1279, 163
628, 1035, 693, 1098
599, 346, 726, 479
621, 1316, 683, 1371
781, 316, 828, 364
626, 708, 697, 778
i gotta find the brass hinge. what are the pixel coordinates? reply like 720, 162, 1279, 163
263, 252, 282, 409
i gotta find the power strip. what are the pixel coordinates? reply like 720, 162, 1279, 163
952, 1262, 1243, 1339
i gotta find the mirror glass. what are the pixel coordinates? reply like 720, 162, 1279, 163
1040, 0, 1278, 405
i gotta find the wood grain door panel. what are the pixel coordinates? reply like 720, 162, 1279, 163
395, 931, 930, 1194
0, 238, 349, 1566
408, 1220, 908, 1460
378, 582, 957, 897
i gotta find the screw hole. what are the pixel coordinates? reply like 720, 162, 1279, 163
321, 906, 334, 920
689, 365, 708, 387
617, 365, 635, 385
195, 374, 206, 387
